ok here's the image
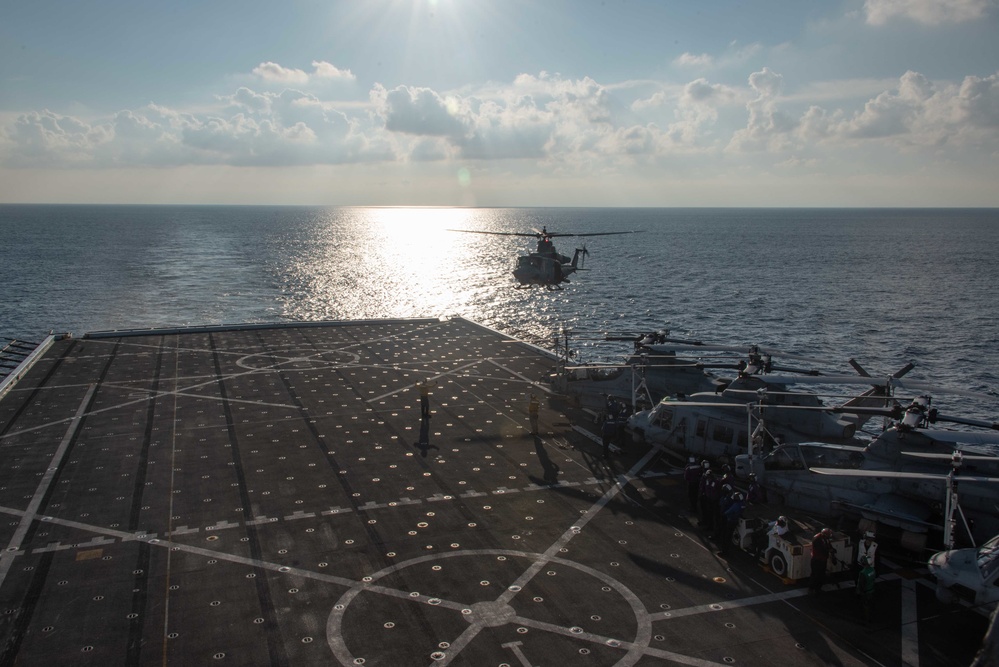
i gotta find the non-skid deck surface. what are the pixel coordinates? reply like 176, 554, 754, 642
0, 318, 987, 666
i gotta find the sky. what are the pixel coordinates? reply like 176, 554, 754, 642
1, 0, 998, 207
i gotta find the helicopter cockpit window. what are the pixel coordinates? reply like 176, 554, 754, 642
764, 446, 804, 471
695, 420, 707, 438
653, 409, 673, 430
977, 536, 999, 580
799, 446, 865, 470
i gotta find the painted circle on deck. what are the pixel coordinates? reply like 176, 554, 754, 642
236, 348, 360, 371
326, 549, 651, 666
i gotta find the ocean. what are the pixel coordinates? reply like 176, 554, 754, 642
2, 205, 998, 421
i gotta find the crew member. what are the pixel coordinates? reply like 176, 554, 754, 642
719, 492, 745, 555
416, 379, 438, 418
855, 556, 876, 624
746, 473, 767, 505
809, 527, 838, 594
683, 457, 703, 513
753, 514, 788, 556
856, 530, 878, 578
528, 393, 540, 434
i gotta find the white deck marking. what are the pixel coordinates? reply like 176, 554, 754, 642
365, 359, 484, 403
901, 578, 920, 667
485, 358, 553, 392
0, 384, 96, 588
501, 641, 534, 666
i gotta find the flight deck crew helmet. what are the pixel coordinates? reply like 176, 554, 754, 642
701, 460, 710, 469
864, 531, 875, 539
777, 516, 787, 525
689, 456, 696, 463
821, 528, 832, 537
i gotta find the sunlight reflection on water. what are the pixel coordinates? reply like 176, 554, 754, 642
280, 207, 513, 323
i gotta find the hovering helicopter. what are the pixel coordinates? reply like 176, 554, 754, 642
624, 352, 912, 460
733, 395, 999, 549
449, 226, 641, 289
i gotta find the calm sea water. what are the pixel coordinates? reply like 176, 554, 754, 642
3, 205, 999, 419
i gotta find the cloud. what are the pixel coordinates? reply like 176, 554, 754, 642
5, 110, 112, 165
674, 52, 713, 67
958, 71, 999, 127
252, 61, 356, 86
2, 67, 997, 175
728, 67, 798, 152
253, 62, 310, 85
373, 85, 469, 138
863, 0, 992, 25
794, 70, 999, 151
312, 61, 355, 81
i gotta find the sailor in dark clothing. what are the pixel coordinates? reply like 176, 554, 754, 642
714, 484, 733, 540
683, 457, 703, 513
701, 471, 720, 532
746, 473, 767, 505
809, 527, 838, 594
697, 465, 714, 529
719, 492, 745, 555
601, 413, 617, 459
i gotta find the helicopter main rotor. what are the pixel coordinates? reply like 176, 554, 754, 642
448, 226, 641, 240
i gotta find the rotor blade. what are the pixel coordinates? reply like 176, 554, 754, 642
753, 374, 886, 386
886, 377, 986, 398
934, 413, 999, 430
447, 229, 541, 237
544, 230, 644, 238
849, 358, 871, 377
810, 467, 999, 484
648, 401, 757, 409
656, 343, 832, 366
902, 451, 999, 462
909, 430, 999, 446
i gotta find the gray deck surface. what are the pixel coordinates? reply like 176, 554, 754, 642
0, 317, 988, 666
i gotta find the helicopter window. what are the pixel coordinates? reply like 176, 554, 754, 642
764, 447, 804, 471
712, 425, 735, 444
737, 431, 748, 448
654, 410, 673, 430
696, 420, 707, 438
799, 446, 865, 469
978, 537, 999, 579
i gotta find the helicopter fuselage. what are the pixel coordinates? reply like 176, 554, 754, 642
626, 376, 859, 460
734, 430, 999, 545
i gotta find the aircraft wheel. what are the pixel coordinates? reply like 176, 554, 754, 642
730, 528, 741, 549
769, 551, 788, 577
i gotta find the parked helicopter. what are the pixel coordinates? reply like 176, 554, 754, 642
733, 395, 999, 549
552, 329, 730, 412
449, 226, 640, 289
928, 533, 999, 614
624, 355, 914, 460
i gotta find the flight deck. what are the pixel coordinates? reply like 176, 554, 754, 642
0, 317, 988, 666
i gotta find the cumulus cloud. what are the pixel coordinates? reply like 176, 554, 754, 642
790, 69, 999, 153
5, 110, 112, 165
728, 67, 798, 152
863, 0, 992, 25
373, 85, 469, 138
252, 60, 355, 85
674, 52, 713, 67
2, 66, 997, 173
312, 61, 355, 81
253, 62, 310, 85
